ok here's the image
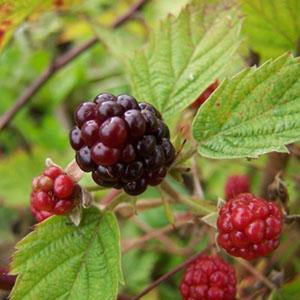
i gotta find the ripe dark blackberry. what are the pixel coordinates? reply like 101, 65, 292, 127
30, 166, 77, 222
70, 93, 175, 195
224, 174, 250, 201
217, 193, 283, 260
180, 254, 236, 300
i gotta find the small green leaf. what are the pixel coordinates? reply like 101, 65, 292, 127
10, 209, 123, 300
272, 276, 300, 300
127, 1, 242, 122
192, 54, 300, 159
240, 0, 300, 60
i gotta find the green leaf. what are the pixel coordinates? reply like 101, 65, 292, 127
241, 0, 300, 60
192, 54, 300, 159
91, 24, 146, 61
272, 276, 300, 300
10, 209, 123, 300
127, 2, 242, 122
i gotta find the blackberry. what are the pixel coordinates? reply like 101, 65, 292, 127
70, 93, 175, 195
30, 166, 77, 222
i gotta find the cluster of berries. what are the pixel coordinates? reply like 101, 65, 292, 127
69, 93, 175, 195
180, 254, 236, 300
30, 166, 77, 222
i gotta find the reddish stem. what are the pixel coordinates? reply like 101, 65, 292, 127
131, 252, 202, 300
0, 267, 16, 291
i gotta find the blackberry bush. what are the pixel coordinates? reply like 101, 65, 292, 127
217, 193, 283, 260
2, 1, 300, 300
30, 166, 78, 222
180, 254, 236, 300
70, 93, 175, 195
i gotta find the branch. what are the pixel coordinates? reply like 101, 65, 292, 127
0, 0, 148, 131
122, 213, 193, 254
131, 252, 202, 300
259, 152, 289, 199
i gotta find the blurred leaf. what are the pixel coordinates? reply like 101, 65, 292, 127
143, 0, 190, 24
272, 276, 300, 300
128, 2, 242, 123
0, 0, 51, 52
241, 0, 300, 60
123, 249, 158, 294
0, 147, 72, 206
10, 209, 123, 300
193, 54, 300, 159
92, 24, 145, 60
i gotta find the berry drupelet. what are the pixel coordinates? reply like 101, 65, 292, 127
30, 166, 77, 222
70, 93, 175, 195
224, 174, 250, 201
217, 193, 283, 260
180, 254, 236, 300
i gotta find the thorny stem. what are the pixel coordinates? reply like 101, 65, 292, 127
236, 258, 277, 291
0, 0, 149, 131
85, 185, 106, 192
115, 199, 163, 218
173, 146, 197, 167
191, 155, 204, 199
103, 192, 127, 212
160, 181, 216, 215
125, 216, 189, 255
131, 252, 202, 300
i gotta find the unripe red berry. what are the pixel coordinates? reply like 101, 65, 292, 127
180, 254, 236, 300
44, 166, 63, 179
53, 174, 75, 198
30, 166, 76, 222
225, 174, 250, 200
217, 193, 283, 260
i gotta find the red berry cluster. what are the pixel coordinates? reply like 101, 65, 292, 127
180, 255, 236, 300
30, 166, 76, 222
70, 93, 175, 195
224, 174, 250, 201
190, 80, 219, 109
217, 193, 283, 260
